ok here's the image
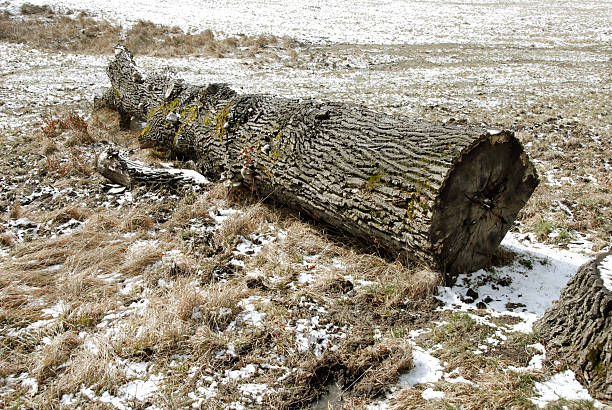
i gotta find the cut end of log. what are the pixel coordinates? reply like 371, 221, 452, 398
430, 131, 539, 274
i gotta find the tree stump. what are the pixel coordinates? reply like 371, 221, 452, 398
535, 251, 612, 402
101, 45, 539, 276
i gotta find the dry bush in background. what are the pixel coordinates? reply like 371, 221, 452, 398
0, 5, 301, 60
0, 6, 120, 53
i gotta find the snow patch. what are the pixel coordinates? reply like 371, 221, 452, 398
225, 364, 257, 381
421, 388, 445, 400
437, 232, 590, 333
291, 314, 346, 357
239, 383, 272, 404
118, 375, 162, 401
209, 207, 242, 226
164, 167, 209, 184
42, 300, 68, 318
227, 296, 269, 330
529, 370, 603, 408
443, 368, 476, 386
231, 232, 275, 266
120, 275, 144, 295
188, 378, 218, 407
600, 254, 612, 292
399, 346, 443, 387
21, 377, 38, 395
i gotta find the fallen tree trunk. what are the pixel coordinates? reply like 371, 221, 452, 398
535, 252, 612, 402
102, 45, 539, 275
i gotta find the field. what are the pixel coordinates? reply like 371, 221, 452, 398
0, 1, 610, 408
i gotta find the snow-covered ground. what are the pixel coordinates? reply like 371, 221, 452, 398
362, 229, 605, 408
438, 232, 591, 332
0, 0, 610, 407
432, 233, 605, 407
1, 39, 609, 137
4, 0, 611, 46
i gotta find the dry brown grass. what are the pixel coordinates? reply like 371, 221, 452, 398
0, 331, 43, 378
50, 204, 92, 225
32, 330, 82, 382
41, 112, 89, 139
57, 267, 119, 306
41, 148, 95, 177
510, 118, 612, 249
8, 200, 21, 219
384, 313, 554, 410
249, 220, 341, 280
89, 108, 140, 147
2, 202, 170, 308
19, 3, 55, 15
207, 180, 234, 200
0, 8, 121, 54
278, 334, 413, 408
46, 338, 127, 400
343, 337, 413, 397
40, 137, 59, 156
28, 112, 100, 179
213, 203, 275, 249
11, 230, 123, 274
115, 300, 189, 357
163, 194, 213, 230
124, 20, 294, 59
0, 230, 15, 247
346, 255, 441, 304
191, 283, 248, 328
0, 8, 301, 60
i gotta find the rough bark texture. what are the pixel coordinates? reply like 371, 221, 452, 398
103, 46, 539, 276
535, 252, 612, 402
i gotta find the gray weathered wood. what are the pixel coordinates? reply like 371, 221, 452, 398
102, 45, 539, 276
535, 252, 612, 402
96, 149, 209, 188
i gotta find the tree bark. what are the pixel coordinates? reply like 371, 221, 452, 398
103, 45, 539, 276
96, 149, 209, 189
535, 252, 612, 402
